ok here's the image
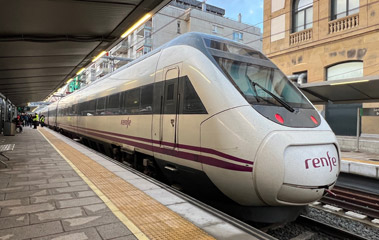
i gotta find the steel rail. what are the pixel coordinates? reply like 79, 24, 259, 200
333, 186, 379, 204
321, 196, 379, 219
332, 188, 379, 209
296, 215, 367, 240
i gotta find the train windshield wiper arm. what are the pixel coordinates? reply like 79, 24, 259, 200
249, 80, 295, 112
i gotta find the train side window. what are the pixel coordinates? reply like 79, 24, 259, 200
121, 91, 127, 114
107, 93, 120, 115
96, 97, 106, 115
80, 102, 88, 116
164, 81, 177, 114
78, 103, 83, 116
140, 85, 153, 113
166, 84, 174, 100
87, 100, 96, 116
126, 88, 140, 114
182, 78, 207, 114
72, 104, 78, 116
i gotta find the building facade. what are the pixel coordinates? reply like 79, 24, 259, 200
117, 0, 262, 60
263, 0, 379, 136
77, 0, 262, 90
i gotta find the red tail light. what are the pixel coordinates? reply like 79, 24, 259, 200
275, 114, 284, 124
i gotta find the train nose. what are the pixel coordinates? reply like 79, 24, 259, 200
254, 130, 340, 206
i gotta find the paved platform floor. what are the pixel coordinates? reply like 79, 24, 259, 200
0, 127, 266, 240
0, 127, 137, 240
341, 151, 379, 165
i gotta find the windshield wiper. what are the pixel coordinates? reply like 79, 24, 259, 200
249, 80, 295, 112
250, 81, 260, 102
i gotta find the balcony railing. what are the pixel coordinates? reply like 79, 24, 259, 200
329, 14, 359, 34
290, 28, 313, 45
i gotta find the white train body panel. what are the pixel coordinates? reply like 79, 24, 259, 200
43, 33, 340, 211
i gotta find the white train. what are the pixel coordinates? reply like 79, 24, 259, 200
41, 33, 340, 222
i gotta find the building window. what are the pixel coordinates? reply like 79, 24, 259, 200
293, 0, 313, 32
212, 25, 218, 33
177, 21, 181, 34
143, 47, 151, 54
233, 31, 243, 41
212, 25, 223, 34
144, 29, 151, 38
327, 61, 363, 81
331, 0, 359, 20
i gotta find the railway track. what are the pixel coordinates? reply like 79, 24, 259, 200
321, 185, 379, 219
295, 215, 367, 240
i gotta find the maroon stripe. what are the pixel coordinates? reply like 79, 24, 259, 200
60, 124, 252, 172
199, 155, 253, 172
60, 123, 253, 165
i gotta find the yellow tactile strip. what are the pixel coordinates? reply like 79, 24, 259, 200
342, 157, 379, 165
39, 129, 214, 240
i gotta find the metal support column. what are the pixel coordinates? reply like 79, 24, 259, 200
356, 108, 361, 152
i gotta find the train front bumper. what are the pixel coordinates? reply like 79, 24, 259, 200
254, 130, 340, 206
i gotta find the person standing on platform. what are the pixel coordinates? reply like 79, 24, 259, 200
40, 115, 45, 127
28, 114, 33, 127
33, 113, 39, 129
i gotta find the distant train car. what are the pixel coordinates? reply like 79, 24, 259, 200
43, 33, 340, 223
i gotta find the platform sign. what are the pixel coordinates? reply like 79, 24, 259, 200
68, 76, 82, 93
361, 108, 379, 116
28, 102, 49, 107
17, 106, 31, 113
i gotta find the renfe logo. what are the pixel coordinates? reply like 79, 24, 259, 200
305, 152, 337, 172
121, 117, 132, 128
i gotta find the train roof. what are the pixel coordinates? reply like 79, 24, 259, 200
55, 32, 269, 103
120, 32, 260, 74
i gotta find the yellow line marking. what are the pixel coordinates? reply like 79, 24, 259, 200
38, 129, 149, 240
39, 128, 214, 240
342, 157, 379, 165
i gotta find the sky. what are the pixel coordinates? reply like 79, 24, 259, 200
206, 0, 264, 31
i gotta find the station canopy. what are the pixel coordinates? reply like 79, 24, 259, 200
0, 0, 170, 106
298, 75, 379, 104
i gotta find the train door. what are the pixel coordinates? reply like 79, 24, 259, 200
160, 65, 180, 149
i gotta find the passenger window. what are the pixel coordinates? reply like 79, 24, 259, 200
183, 79, 207, 114
86, 100, 96, 116
164, 81, 177, 114
166, 84, 174, 100
140, 85, 153, 113
107, 94, 120, 115
126, 88, 140, 114
96, 97, 106, 115
79, 102, 87, 116
72, 104, 78, 116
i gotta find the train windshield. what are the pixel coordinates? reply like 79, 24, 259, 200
214, 57, 313, 109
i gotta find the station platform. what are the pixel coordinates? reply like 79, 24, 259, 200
0, 127, 269, 240
341, 151, 379, 179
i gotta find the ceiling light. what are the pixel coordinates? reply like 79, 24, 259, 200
121, 13, 152, 39
330, 80, 369, 86
66, 78, 73, 84
76, 68, 85, 75
92, 51, 107, 62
